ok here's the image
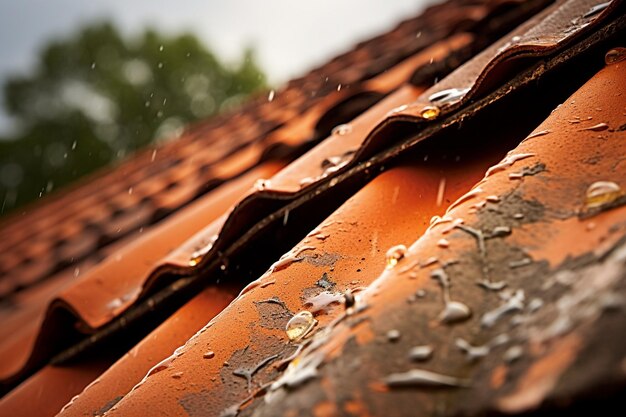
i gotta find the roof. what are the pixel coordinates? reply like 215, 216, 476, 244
0, 0, 625, 416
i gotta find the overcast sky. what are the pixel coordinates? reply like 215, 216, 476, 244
0, 0, 433, 134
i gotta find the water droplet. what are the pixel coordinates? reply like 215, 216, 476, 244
605, 47, 626, 65
71, 140, 77, 150
331, 123, 352, 136
440, 301, 472, 324
486, 153, 535, 177
428, 88, 470, 106
159, 45, 164, 51
285, 311, 317, 341
486, 195, 501, 203
525, 129, 551, 140
203, 351, 215, 359
172, 371, 183, 379
508, 258, 532, 269
437, 238, 449, 248
386, 244, 407, 269
585, 181, 622, 208
490, 226, 511, 238
387, 329, 401, 342
420, 105, 440, 120
304, 291, 343, 314
455, 338, 489, 362
91, 62, 96, 69
481, 290, 525, 328
528, 297, 543, 312
157, 62, 164, 69
384, 369, 470, 388
254, 178, 271, 191
478, 280, 507, 291
580, 122, 609, 132
582, 2, 610, 19
408, 345, 434, 361
268, 89, 275, 102
503, 345, 523, 363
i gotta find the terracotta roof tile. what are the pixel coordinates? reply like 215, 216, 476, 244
0, 0, 624, 415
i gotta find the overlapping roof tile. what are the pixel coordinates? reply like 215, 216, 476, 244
0, 0, 624, 415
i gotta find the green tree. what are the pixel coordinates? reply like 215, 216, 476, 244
0, 22, 266, 215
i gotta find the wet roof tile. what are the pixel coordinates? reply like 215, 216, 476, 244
0, 0, 624, 415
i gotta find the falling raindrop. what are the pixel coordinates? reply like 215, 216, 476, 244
386, 244, 407, 269
268, 89, 275, 102
286, 311, 317, 341
585, 181, 622, 209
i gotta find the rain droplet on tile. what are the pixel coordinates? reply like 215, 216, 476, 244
331, 123, 352, 136
509, 258, 532, 269
420, 105, 440, 120
304, 291, 343, 314
528, 297, 544, 312
254, 178, 271, 191
387, 329, 401, 342
384, 369, 470, 388
172, 371, 184, 379
582, 1, 610, 19
490, 226, 511, 238
428, 87, 470, 106
503, 345, 523, 363
486, 195, 501, 203
203, 351, 215, 359
437, 238, 450, 248
585, 181, 622, 208
605, 47, 626, 65
408, 345, 434, 361
286, 311, 317, 341
580, 122, 609, 132
455, 338, 489, 362
385, 244, 407, 269
525, 129, 551, 140
513, 213, 524, 219
481, 290, 525, 328
478, 280, 507, 291
440, 301, 472, 324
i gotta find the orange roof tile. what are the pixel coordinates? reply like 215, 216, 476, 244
0, 0, 625, 415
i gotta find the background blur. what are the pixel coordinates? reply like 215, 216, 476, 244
0, 0, 429, 215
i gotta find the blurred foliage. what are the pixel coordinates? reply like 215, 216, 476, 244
0, 21, 266, 215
